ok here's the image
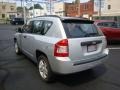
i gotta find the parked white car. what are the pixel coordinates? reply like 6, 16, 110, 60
14, 15, 109, 82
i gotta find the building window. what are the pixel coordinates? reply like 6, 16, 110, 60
2, 14, 5, 18
11, 6, 14, 11
108, 5, 111, 10
84, 4, 88, 10
2, 5, 6, 9
11, 8, 14, 11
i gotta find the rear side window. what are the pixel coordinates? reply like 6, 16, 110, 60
98, 22, 118, 28
43, 21, 52, 34
32, 20, 52, 35
97, 23, 104, 26
62, 21, 103, 38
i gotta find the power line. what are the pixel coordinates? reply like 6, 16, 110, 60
99, 0, 101, 20
12, 0, 66, 3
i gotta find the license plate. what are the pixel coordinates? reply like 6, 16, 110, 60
87, 45, 97, 52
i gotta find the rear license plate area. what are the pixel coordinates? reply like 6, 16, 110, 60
87, 44, 97, 52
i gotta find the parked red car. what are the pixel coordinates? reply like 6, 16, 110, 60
95, 20, 120, 41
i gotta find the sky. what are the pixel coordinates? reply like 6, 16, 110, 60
0, 0, 90, 6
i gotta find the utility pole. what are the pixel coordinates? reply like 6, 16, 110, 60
21, 0, 22, 7
49, 0, 52, 15
23, 0, 26, 23
78, 0, 80, 17
31, 0, 35, 17
32, 1, 35, 17
99, 0, 101, 20
75, 0, 80, 17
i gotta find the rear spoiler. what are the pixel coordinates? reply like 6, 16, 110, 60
61, 19, 94, 24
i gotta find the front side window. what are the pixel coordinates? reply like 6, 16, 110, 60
97, 22, 103, 26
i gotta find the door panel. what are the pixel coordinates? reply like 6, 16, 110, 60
98, 21, 120, 41
101, 27, 120, 40
21, 33, 34, 57
110, 28, 120, 40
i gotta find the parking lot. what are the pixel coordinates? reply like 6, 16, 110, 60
0, 24, 120, 90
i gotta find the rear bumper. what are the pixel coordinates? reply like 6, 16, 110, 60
51, 54, 108, 74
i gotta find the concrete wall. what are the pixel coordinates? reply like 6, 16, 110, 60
0, 2, 17, 19
54, 2, 65, 16
102, 0, 120, 16
29, 9, 46, 18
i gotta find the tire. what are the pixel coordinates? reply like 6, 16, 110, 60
38, 55, 54, 82
14, 42, 21, 54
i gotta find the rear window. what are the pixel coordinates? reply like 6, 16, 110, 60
62, 20, 103, 38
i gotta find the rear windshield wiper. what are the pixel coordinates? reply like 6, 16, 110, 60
84, 33, 98, 37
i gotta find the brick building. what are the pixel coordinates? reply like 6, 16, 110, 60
65, 0, 94, 19
80, 0, 94, 19
65, 3, 79, 17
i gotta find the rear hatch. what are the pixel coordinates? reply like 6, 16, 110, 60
62, 19, 107, 63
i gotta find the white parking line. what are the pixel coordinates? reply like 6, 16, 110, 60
108, 48, 120, 50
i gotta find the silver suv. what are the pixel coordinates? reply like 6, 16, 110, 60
14, 15, 109, 82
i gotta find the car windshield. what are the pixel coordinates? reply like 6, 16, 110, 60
62, 21, 103, 38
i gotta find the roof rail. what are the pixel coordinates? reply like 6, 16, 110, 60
34, 15, 61, 18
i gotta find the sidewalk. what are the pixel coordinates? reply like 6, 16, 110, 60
0, 19, 10, 25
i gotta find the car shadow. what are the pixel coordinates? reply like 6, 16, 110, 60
108, 40, 120, 45
13, 52, 107, 86
0, 68, 9, 90
55, 64, 107, 87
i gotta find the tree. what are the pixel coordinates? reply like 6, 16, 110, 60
29, 4, 43, 10
17, 7, 28, 13
17, 7, 23, 13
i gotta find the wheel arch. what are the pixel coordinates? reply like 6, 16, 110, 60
14, 38, 17, 42
36, 50, 48, 61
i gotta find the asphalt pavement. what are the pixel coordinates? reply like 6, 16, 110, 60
0, 24, 120, 90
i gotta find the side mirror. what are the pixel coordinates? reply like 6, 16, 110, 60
17, 27, 23, 33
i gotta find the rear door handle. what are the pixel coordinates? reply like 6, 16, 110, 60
23, 36, 27, 38
81, 40, 102, 46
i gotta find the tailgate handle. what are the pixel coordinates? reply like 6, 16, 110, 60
81, 40, 102, 46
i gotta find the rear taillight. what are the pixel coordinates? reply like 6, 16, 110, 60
54, 39, 69, 57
